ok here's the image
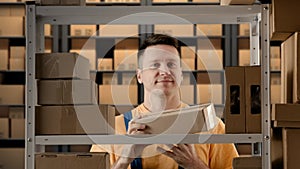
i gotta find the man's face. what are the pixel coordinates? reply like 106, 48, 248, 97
137, 44, 182, 96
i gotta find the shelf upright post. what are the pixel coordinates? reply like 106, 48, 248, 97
25, 2, 37, 169
261, 4, 271, 169
249, 16, 260, 66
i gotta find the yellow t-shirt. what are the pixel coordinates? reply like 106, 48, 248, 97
91, 103, 239, 169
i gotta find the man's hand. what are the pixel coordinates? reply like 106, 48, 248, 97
157, 144, 210, 169
112, 116, 149, 169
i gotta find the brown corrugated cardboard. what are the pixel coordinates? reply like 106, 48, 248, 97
197, 49, 223, 70
196, 24, 222, 36
232, 156, 261, 169
9, 58, 25, 70
221, 0, 255, 5
197, 72, 222, 84
114, 49, 138, 70
270, 0, 300, 41
36, 52, 90, 79
0, 16, 23, 36
193, 0, 220, 2
271, 128, 283, 169
272, 104, 300, 122
283, 128, 300, 169
9, 107, 24, 119
180, 85, 194, 105
69, 145, 91, 152
102, 73, 118, 85
0, 6, 10, 16
69, 49, 96, 70
115, 38, 139, 50
60, 0, 86, 6
10, 46, 25, 58
0, 106, 9, 117
0, 148, 24, 169
292, 33, 300, 103
196, 84, 222, 105
271, 46, 281, 58
0, 54, 8, 70
70, 25, 96, 36
10, 5, 25, 16
11, 118, 25, 139
245, 66, 261, 133
36, 105, 115, 135
181, 58, 195, 70
225, 67, 246, 133
239, 50, 250, 66
154, 24, 194, 37
132, 103, 218, 134
99, 85, 137, 105
281, 33, 295, 103
181, 46, 196, 59
0, 118, 9, 138
114, 105, 137, 115
271, 84, 281, 104
239, 24, 250, 36
271, 58, 281, 71
35, 152, 110, 169
98, 58, 113, 71
38, 0, 60, 5
0, 85, 24, 105
37, 80, 97, 105
273, 121, 300, 128
235, 143, 252, 155
99, 25, 138, 37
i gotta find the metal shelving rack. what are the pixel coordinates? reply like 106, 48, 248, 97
25, 2, 271, 169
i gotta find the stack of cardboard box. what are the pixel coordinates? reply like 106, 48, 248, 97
37, 0, 86, 6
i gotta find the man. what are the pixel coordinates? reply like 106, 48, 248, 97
91, 34, 239, 169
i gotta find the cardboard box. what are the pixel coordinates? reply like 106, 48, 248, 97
0, 16, 23, 36
10, 46, 25, 58
0, 54, 8, 70
0, 106, 9, 117
182, 73, 191, 85
115, 38, 139, 50
239, 23, 250, 36
11, 118, 25, 139
196, 24, 222, 36
114, 49, 137, 70
9, 107, 24, 119
225, 67, 246, 133
99, 85, 137, 105
271, 58, 281, 71
180, 85, 194, 105
197, 84, 222, 105
0, 6, 10, 16
102, 73, 118, 85
99, 25, 138, 37
271, 84, 281, 104
239, 49, 250, 66
281, 33, 295, 103
154, 24, 194, 37
197, 72, 222, 84
0, 118, 9, 138
271, 128, 283, 169
132, 103, 218, 134
36, 105, 115, 135
38, 0, 60, 5
272, 104, 300, 122
98, 58, 113, 71
35, 153, 110, 169
181, 46, 196, 58
69, 145, 91, 152
36, 53, 90, 79
70, 25, 96, 36
232, 156, 261, 169
283, 128, 300, 169
271, 46, 280, 58
221, 0, 255, 5
9, 58, 25, 70
192, 0, 220, 2
0, 85, 24, 105
292, 33, 300, 103
245, 66, 261, 133
235, 143, 252, 155
114, 104, 136, 115
181, 58, 195, 70
60, 0, 86, 6
197, 49, 223, 70
10, 5, 25, 16
270, 0, 300, 41
44, 24, 51, 36
0, 148, 24, 169
122, 73, 137, 85
37, 80, 97, 105
69, 49, 96, 70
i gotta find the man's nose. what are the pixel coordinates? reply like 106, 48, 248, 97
158, 64, 171, 75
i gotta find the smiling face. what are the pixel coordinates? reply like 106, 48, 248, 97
137, 44, 183, 97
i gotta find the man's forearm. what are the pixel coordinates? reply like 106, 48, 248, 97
111, 157, 132, 169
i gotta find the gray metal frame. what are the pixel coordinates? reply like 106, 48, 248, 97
26, 4, 271, 169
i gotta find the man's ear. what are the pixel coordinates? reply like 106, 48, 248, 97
136, 69, 143, 84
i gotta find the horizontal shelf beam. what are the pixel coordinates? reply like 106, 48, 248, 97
36, 5, 261, 25
36, 134, 262, 145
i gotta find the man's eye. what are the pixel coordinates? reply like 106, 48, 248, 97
150, 63, 160, 69
167, 62, 177, 68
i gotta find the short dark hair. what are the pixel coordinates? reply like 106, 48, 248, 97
138, 34, 180, 68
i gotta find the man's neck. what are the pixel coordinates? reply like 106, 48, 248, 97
143, 91, 181, 112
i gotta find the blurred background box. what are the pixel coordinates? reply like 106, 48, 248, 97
155, 24, 194, 37
0, 148, 24, 169
99, 85, 137, 105
196, 24, 222, 36
0, 85, 24, 105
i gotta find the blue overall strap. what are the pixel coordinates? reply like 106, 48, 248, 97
124, 111, 185, 169
123, 111, 143, 169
